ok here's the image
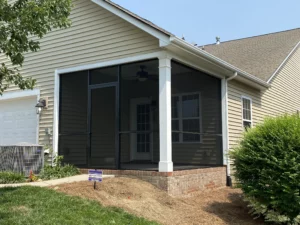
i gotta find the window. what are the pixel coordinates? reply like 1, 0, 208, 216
172, 93, 201, 143
242, 97, 252, 129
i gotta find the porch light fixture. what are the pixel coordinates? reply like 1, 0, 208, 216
35, 98, 47, 114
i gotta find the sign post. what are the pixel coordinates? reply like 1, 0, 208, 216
88, 170, 103, 189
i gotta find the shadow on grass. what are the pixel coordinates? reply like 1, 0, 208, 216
0, 187, 20, 201
204, 192, 265, 225
0, 187, 22, 220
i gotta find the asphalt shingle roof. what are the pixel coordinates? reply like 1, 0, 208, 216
202, 28, 300, 82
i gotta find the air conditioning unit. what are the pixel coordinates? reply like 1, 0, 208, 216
0, 143, 44, 177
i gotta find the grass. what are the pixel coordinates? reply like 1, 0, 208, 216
0, 186, 159, 225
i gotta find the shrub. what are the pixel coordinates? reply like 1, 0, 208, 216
0, 171, 25, 184
39, 156, 80, 180
28, 170, 39, 182
231, 114, 300, 224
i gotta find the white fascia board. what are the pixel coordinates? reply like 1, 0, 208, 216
91, 0, 171, 47
169, 37, 270, 89
267, 41, 300, 83
0, 89, 40, 101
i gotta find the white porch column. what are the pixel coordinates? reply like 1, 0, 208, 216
158, 55, 173, 172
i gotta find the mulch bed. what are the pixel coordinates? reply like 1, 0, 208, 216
49, 177, 264, 225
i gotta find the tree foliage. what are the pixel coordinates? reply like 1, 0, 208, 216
0, 0, 72, 94
231, 114, 300, 224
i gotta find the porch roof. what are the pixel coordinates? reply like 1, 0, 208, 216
96, 0, 271, 89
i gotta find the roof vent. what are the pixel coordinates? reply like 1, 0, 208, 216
216, 36, 220, 45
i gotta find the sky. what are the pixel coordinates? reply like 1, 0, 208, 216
112, 0, 300, 45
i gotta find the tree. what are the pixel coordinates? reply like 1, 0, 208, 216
0, 0, 72, 94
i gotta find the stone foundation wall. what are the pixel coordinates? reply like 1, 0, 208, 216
80, 166, 227, 196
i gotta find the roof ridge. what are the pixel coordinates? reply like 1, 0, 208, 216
201, 27, 300, 47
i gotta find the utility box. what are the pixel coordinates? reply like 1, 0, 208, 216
0, 143, 44, 176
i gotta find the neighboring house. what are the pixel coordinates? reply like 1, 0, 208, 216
0, 0, 300, 187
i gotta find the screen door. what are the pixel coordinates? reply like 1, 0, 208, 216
89, 86, 117, 168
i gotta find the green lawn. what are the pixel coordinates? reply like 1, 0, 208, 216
0, 186, 159, 225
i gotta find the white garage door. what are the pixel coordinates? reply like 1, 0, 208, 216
0, 96, 38, 145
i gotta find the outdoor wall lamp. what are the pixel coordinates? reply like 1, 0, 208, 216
35, 98, 48, 114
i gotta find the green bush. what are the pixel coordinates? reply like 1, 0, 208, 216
0, 171, 25, 184
231, 114, 300, 224
39, 156, 80, 180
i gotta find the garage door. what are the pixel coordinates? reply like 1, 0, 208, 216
0, 96, 38, 145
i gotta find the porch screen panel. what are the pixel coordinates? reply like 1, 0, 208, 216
119, 59, 160, 167
90, 87, 116, 168
59, 71, 88, 166
171, 61, 222, 166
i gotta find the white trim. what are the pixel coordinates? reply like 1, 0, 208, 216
53, 70, 60, 154
0, 89, 40, 145
267, 41, 300, 83
221, 79, 228, 166
171, 92, 203, 144
0, 89, 40, 101
53, 51, 166, 155
91, 0, 170, 47
241, 96, 253, 128
130, 97, 153, 161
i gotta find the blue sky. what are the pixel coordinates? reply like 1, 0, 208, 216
112, 0, 300, 45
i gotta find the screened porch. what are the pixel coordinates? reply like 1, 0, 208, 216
58, 58, 223, 171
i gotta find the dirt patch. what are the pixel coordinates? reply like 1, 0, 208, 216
11, 206, 31, 215
49, 177, 263, 225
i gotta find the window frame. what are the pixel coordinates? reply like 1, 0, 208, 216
171, 92, 203, 144
241, 96, 252, 129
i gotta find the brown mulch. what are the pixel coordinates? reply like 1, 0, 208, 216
49, 177, 264, 225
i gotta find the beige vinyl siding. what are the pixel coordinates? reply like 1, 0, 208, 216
1, 0, 160, 145
228, 47, 300, 148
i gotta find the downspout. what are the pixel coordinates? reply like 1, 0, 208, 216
224, 72, 237, 186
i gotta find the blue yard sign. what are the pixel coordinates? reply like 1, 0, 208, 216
88, 170, 103, 183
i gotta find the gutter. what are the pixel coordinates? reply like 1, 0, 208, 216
224, 72, 237, 187
170, 37, 270, 88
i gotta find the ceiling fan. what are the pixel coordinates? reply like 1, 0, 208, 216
123, 65, 158, 82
